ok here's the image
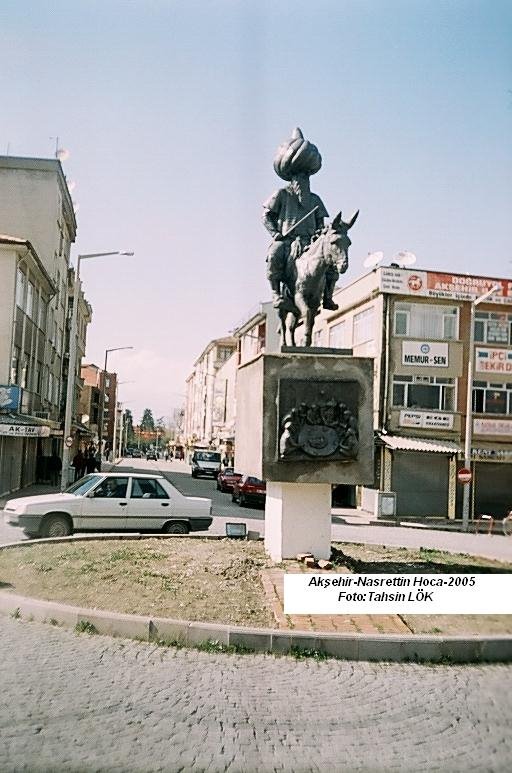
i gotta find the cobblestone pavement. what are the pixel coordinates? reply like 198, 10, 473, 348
1, 617, 512, 772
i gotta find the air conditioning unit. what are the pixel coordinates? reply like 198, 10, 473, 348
35, 411, 50, 420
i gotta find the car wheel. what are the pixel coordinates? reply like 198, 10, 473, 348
41, 514, 72, 538
231, 492, 237, 502
239, 494, 246, 507
191, 470, 197, 478
163, 521, 189, 535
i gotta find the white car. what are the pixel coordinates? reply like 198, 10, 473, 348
3, 473, 213, 538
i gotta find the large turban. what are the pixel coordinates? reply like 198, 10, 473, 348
273, 127, 322, 181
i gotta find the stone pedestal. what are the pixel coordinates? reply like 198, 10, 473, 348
235, 350, 374, 559
264, 481, 332, 561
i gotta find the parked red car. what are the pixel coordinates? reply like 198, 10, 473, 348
231, 475, 266, 507
216, 468, 243, 493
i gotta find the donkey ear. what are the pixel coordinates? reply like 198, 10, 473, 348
345, 209, 359, 229
331, 212, 342, 229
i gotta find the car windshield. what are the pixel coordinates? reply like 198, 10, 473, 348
65, 474, 103, 496
196, 452, 221, 462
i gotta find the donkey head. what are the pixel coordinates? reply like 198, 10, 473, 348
326, 210, 359, 274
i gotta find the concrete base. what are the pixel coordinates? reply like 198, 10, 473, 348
264, 481, 332, 561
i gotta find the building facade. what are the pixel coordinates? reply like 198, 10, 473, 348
185, 267, 511, 520
313, 265, 512, 519
184, 337, 237, 452
0, 156, 86, 493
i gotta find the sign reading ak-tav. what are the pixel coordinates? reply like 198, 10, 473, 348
0, 424, 50, 438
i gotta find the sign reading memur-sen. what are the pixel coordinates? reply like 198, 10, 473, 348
402, 341, 448, 367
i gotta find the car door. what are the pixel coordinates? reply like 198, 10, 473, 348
125, 477, 173, 531
80, 476, 129, 530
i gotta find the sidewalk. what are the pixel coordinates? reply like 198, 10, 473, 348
0, 463, 118, 509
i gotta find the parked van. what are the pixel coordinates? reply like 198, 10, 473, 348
191, 450, 222, 479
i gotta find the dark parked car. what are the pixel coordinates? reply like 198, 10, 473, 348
231, 475, 266, 507
216, 468, 243, 493
132, 449, 142, 459
146, 450, 158, 461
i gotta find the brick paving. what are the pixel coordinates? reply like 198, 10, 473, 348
262, 566, 411, 635
1, 616, 511, 772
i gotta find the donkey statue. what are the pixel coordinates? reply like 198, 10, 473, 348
278, 210, 359, 347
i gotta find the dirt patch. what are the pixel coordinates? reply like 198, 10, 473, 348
0, 538, 275, 627
1, 538, 511, 635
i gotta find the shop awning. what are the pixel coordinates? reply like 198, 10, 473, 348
378, 434, 460, 454
0, 412, 52, 438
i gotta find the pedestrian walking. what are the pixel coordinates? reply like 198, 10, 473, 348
72, 449, 86, 481
48, 452, 62, 486
85, 450, 96, 474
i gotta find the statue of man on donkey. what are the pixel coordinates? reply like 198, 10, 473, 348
262, 128, 358, 346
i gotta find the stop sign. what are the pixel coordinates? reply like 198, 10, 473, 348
457, 467, 472, 484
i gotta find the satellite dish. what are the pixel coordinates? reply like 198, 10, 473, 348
394, 250, 417, 267
363, 251, 384, 269
56, 148, 70, 161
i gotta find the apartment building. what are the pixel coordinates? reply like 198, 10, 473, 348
312, 265, 512, 519
0, 156, 87, 491
184, 337, 237, 450
185, 266, 511, 520
79, 364, 118, 455
0, 237, 57, 493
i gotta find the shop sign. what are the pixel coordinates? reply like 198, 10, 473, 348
0, 385, 22, 412
379, 268, 511, 304
402, 341, 448, 367
399, 410, 454, 429
473, 418, 512, 437
472, 447, 512, 463
475, 347, 512, 374
0, 424, 50, 437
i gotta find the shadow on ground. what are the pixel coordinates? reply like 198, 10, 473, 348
330, 546, 512, 574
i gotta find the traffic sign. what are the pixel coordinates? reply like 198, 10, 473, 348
457, 467, 472, 484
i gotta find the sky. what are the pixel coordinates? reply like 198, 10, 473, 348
1, 0, 511, 423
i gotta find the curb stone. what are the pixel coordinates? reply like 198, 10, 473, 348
1, 536, 512, 663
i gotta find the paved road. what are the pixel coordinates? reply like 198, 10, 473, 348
1, 615, 511, 772
2, 458, 512, 564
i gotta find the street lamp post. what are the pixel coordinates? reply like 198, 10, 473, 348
60, 250, 134, 491
462, 283, 500, 532
98, 347, 134, 462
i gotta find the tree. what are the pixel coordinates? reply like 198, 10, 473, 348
140, 408, 155, 432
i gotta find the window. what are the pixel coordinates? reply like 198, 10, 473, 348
16, 269, 25, 309
328, 320, 348, 349
353, 307, 374, 346
26, 281, 34, 319
38, 297, 47, 331
93, 478, 128, 498
394, 303, 458, 340
472, 381, 512, 415
392, 375, 455, 411
131, 478, 168, 499
474, 312, 512, 345
11, 347, 20, 384
313, 330, 323, 347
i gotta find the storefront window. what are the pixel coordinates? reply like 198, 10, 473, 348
472, 381, 511, 415
392, 375, 454, 411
